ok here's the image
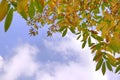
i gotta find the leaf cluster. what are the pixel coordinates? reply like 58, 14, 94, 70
0, 0, 120, 75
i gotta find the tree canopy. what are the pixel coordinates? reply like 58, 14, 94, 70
0, 0, 120, 75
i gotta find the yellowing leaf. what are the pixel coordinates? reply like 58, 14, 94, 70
17, 0, 28, 12
106, 53, 116, 62
17, 0, 28, 20
93, 51, 103, 62
0, 0, 9, 21
109, 33, 120, 52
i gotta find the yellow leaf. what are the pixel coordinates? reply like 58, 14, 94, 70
17, 0, 29, 19
107, 53, 116, 62
17, 0, 28, 14
0, 0, 9, 21
39, 0, 45, 7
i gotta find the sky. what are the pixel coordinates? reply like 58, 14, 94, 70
0, 12, 120, 80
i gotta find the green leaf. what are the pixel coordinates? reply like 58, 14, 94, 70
11, 1, 17, 7
116, 61, 120, 65
82, 41, 87, 48
91, 34, 103, 41
93, 8, 99, 14
59, 26, 66, 32
102, 62, 106, 75
77, 34, 81, 40
69, 26, 75, 33
28, 0, 35, 19
62, 28, 67, 37
20, 11, 27, 20
4, 8, 14, 32
96, 58, 103, 71
95, 43, 101, 50
82, 22, 87, 28
115, 65, 120, 73
106, 61, 113, 71
88, 37, 91, 47
35, 0, 43, 13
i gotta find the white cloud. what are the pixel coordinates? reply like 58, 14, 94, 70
41, 33, 108, 80
0, 56, 4, 70
44, 34, 82, 54
0, 44, 39, 80
0, 33, 119, 80
36, 61, 108, 80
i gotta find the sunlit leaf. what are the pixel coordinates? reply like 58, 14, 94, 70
106, 54, 116, 67
17, 0, 28, 20
0, 0, 9, 21
93, 51, 103, 62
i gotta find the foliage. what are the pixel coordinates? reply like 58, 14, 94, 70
0, 0, 120, 75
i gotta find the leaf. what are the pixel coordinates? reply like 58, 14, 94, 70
28, 0, 35, 19
11, 1, 17, 7
106, 53, 116, 63
59, 26, 66, 32
106, 54, 116, 67
102, 62, 106, 75
20, 11, 28, 20
4, 8, 14, 32
35, 0, 43, 13
0, 0, 9, 21
17, 0, 28, 20
82, 41, 87, 48
107, 59, 116, 67
77, 34, 81, 40
93, 51, 103, 62
62, 28, 67, 37
69, 26, 75, 33
106, 61, 113, 71
88, 37, 91, 47
96, 58, 103, 71
115, 65, 120, 73
91, 34, 103, 41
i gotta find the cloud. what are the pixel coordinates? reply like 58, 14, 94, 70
0, 56, 4, 70
0, 33, 119, 80
36, 61, 108, 80
0, 44, 39, 80
44, 33, 94, 64
41, 33, 108, 80
44, 34, 84, 55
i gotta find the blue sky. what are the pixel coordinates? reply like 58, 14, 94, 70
0, 12, 120, 80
